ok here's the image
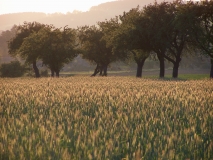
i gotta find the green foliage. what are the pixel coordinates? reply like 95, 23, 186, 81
78, 18, 125, 65
186, 1, 213, 78
109, 7, 152, 77
38, 26, 78, 76
8, 22, 46, 59
115, 7, 151, 52
192, 0, 213, 57
78, 25, 112, 66
8, 22, 47, 77
142, 1, 172, 52
94, 1, 213, 78
0, 60, 26, 77
77, 22, 123, 76
8, 22, 78, 77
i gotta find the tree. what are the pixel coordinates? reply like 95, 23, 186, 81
8, 22, 46, 77
19, 25, 78, 77
78, 25, 108, 76
109, 7, 151, 77
41, 26, 78, 77
143, 1, 196, 78
142, 2, 172, 78
98, 17, 128, 76
164, 1, 197, 78
190, 1, 213, 78
78, 20, 122, 77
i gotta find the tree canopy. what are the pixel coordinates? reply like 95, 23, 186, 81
8, 22, 78, 77
8, 22, 46, 77
109, 7, 151, 77
78, 19, 123, 76
110, 0, 212, 78
189, 1, 213, 78
20, 25, 78, 77
40, 26, 78, 77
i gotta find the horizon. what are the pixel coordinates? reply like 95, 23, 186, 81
0, 0, 116, 15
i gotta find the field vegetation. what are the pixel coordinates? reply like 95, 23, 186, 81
0, 77, 213, 159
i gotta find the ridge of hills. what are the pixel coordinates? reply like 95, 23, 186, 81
0, 0, 172, 31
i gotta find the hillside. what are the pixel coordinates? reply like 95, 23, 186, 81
0, 0, 172, 30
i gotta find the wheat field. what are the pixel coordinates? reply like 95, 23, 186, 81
0, 77, 213, 160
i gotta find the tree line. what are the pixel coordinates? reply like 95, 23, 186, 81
5, 0, 213, 78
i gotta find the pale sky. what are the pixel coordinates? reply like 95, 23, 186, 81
0, 0, 116, 15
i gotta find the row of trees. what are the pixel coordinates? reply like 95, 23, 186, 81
7, 0, 213, 78
108, 0, 213, 78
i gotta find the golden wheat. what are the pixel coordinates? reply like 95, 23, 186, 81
0, 77, 212, 159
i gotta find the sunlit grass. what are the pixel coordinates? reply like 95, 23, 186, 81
0, 77, 213, 159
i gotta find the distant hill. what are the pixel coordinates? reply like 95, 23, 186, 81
0, 0, 172, 31
0, 12, 47, 30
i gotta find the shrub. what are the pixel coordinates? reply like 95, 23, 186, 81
40, 69, 49, 77
0, 60, 26, 77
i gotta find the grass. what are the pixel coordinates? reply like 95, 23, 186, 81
59, 69, 209, 79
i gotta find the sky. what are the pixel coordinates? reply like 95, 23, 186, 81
0, 0, 116, 15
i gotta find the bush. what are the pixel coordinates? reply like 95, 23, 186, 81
40, 69, 49, 77
0, 61, 26, 77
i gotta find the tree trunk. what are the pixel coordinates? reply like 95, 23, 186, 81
157, 54, 165, 78
210, 58, 213, 79
91, 64, 100, 77
172, 57, 181, 78
136, 63, 143, 78
51, 69, 54, 77
136, 58, 146, 78
32, 61, 40, 78
172, 62, 179, 78
102, 65, 108, 76
99, 66, 103, 76
56, 71, 59, 78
